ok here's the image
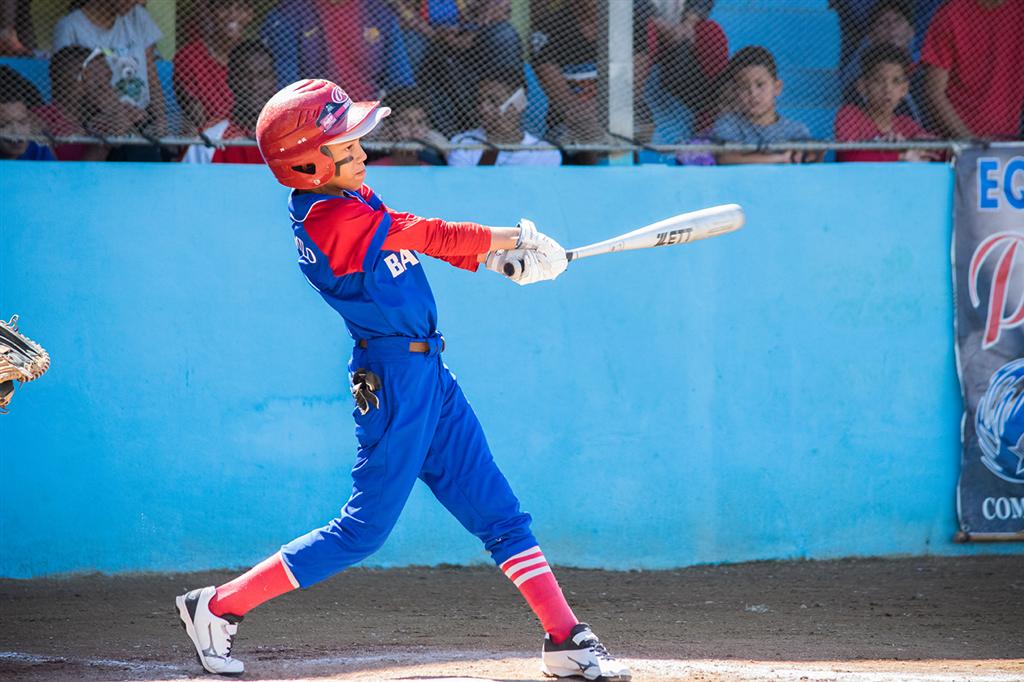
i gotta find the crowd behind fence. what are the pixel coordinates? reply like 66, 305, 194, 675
0, 0, 1021, 167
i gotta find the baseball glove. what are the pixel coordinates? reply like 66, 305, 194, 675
0, 315, 50, 413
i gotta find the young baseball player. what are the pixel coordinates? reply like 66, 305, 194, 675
175, 78, 631, 682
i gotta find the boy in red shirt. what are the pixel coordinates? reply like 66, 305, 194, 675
182, 41, 278, 164
834, 44, 937, 162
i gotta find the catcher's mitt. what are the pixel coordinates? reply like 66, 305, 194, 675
0, 315, 50, 413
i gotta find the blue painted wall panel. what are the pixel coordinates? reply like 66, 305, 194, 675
0, 162, 1017, 578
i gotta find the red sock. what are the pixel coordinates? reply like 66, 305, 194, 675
500, 546, 577, 643
208, 552, 297, 617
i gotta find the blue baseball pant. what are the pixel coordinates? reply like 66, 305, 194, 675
280, 335, 537, 588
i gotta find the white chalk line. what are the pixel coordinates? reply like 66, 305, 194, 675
3, 650, 1022, 682
0, 650, 186, 674
663, 660, 1024, 682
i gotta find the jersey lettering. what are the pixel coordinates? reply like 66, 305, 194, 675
295, 236, 317, 265
384, 249, 421, 278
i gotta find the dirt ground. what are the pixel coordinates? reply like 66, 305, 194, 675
1, 555, 1021, 682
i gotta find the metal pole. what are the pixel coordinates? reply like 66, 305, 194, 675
601, 0, 634, 165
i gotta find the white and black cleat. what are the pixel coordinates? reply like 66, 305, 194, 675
541, 622, 631, 681
175, 586, 245, 675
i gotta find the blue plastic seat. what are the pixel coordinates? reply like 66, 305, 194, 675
715, 0, 831, 10
777, 106, 836, 140
155, 59, 182, 134
638, 64, 695, 164
0, 56, 51, 102
710, 7, 840, 69
777, 68, 840, 107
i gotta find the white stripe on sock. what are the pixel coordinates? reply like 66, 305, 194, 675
502, 546, 542, 565
512, 565, 552, 588
503, 554, 548, 579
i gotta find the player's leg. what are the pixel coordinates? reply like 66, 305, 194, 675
419, 368, 630, 681
177, 352, 442, 675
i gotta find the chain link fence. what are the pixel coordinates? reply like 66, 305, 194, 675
0, 0, 1021, 164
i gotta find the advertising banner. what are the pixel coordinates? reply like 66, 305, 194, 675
953, 147, 1024, 540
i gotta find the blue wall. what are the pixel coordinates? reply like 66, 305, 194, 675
1, 162, 1017, 578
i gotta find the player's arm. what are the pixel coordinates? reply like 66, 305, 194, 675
381, 210, 511, 261
383, 210, 566, 283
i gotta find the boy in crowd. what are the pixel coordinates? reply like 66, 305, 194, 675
834, 44, 936, 163
34, 45, 144, 161
174, 78, 630, 681
367, 87, 448, 166
183, 40, 277, 164
53, 0, 167, 138
712, 46, 819, 165
839, 0, 922, 123
0, 67, 53, 160
33, 46, 108, 161
174, 0, 255, 132
448, 64, 562, 167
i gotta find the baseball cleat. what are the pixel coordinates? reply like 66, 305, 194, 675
541, 622, 631, 681
175, 586, 245, 675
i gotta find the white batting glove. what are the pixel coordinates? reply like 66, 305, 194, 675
516, 218, 567, 263
486, 248, 566, 286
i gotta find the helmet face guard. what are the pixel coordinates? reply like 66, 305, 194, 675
256, 79, 390, 189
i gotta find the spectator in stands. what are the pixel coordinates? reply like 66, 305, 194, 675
368, 87, 447, 166
448, 64, 562, 167
533, 0, 653, 163
920, 0, 1024, 139
414, 0, 524, 138
0, 0, 32, 54
183, 40, 276, 164
712, 47, 820, 165
839, 1, 922, 123
390, 1, 521, 76
260, 0, 413, 102
650, 0, 728, 98
831, 0, 945, 63
0, 66, 54, 160
834, 44, 937, 162
174, 0, 255, 133
642, 0, 728, 160
53, 0, 167, 138
34, 46, 109, 160
38, 46, 161, 162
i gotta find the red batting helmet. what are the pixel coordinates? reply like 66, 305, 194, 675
255, 79, 391, 189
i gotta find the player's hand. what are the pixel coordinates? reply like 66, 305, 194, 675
516, 218, 567, 262
486, 248, 566, 286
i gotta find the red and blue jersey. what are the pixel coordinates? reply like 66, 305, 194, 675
288, 185, 490, 340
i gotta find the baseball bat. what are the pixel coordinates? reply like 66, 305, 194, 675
502, 204, 745, 277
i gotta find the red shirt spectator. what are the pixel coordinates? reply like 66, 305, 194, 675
834, 103, 929, 162
920, 0, 1024, 139
182, 40, 276, 165
173, 0, 255, 130
173, 39, 232, 126
694, 19, 727, 81
316, 0, 377, 100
